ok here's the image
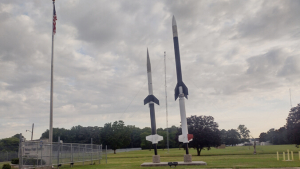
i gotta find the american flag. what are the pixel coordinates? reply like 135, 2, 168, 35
53, 2, 57, 34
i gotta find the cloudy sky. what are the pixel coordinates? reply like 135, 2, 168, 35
1, 0, 300, 140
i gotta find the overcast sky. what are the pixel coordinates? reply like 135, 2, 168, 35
1, 0, 300, 140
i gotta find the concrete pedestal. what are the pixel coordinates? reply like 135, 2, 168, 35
184, 154, 192, 162
152, 155, 160, 163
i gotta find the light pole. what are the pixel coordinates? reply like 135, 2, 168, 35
26, 130, 33, 141
26, 123, 34, 140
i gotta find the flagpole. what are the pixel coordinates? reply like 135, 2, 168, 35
49, 0, 55, 165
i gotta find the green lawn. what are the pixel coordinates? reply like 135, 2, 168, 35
60, 145, 300, 169
2, 145, 299, 169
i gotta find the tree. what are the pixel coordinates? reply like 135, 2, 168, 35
0, 136, 19, 152
127, 125, 141, 148
237, 124, 250, 140
259, 132, 267, 142
40, 126, 101, 144
100, 120, 131, 154
168, 125, 179, 148
187, 115, 221, 156
140, 127, 152, 150
286, 103, 300, 146
225, 129, 240, 146
220, 129, 227, 144
157, 128, 167, 150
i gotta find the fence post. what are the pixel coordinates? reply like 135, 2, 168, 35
84, 144, 86, 165
91, 138, 93, 165
106, 145, 107, 164
40, 141, 43, 167
71, 143, 73, 165
98, 145, 100, 164
36, 142, 38, 166
277, 151, 279, 160
19, 133, 23, 169
58, 136, 60, 168
82, 145, 84, 165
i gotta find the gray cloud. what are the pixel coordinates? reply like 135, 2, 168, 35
1, 0, 300, 140
237, 0, 300, 40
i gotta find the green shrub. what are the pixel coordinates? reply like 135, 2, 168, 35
11, 158, 19, 164
2, 164, 11, 169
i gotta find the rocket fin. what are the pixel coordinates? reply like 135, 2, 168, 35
178, 134, 193, 143
144, 95, 159, 105
174, 82, 188, 100
178, 135, 184, 142
146, 134, 163, 144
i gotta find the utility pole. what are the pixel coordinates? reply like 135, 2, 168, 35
164, 51, 169, 153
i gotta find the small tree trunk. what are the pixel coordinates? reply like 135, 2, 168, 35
114, 149, 116, 154
197, 148, 201, 156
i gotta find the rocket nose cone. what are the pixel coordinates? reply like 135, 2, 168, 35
147, 49, 151, 72
172, 15, 177, 26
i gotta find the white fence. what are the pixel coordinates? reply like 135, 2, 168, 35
0, 151, 18, 162
20, 141, 102, 168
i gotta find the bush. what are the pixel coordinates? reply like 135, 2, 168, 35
11, 158, 19, 164
2, 164, 11, 169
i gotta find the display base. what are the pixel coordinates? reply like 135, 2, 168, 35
152, 155, 160, 163
141, 161, 207, 167
184, 154, 192, 162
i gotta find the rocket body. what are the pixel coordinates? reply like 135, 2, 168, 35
172, 16, 193, 145
144, 49, 162, 155
147, 54, 153, 95
172, 16, 188, 101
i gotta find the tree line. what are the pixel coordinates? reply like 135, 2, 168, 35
37, 116, 252, 155
1, 103, 299, 155
259, 103, 300, 146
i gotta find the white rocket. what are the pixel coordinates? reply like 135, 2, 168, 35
172, 16, 193, 153
144, 49, 163, 155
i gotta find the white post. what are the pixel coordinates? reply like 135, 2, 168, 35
19, 133, 23, 169
288, 149, 290, 161
57, 137, 60, 168
71, 144, 73, 165
277, 151, 279, 160
91, 138, 93, 165
106, 145, 107, 164
98, 145, 100, 164
49, 0, 56, 165
36, 143, 39, 165
41, 143, 43, 167
164, 51, 169, 153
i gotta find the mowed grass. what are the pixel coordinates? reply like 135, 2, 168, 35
1, 145, 299, 169
59, 145, 300, 169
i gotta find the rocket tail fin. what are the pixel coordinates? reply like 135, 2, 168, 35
178, 134, 193, 143
174, 82, 188, 100
146, 134, 163, 144
144, 95, 159, 105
